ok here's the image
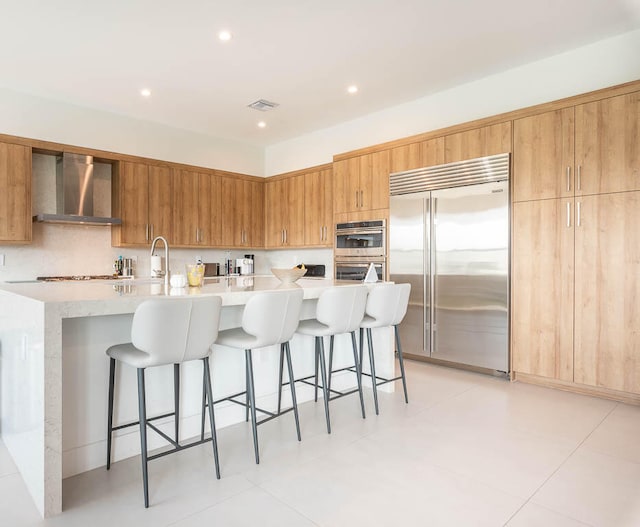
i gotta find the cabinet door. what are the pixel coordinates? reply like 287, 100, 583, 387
264, 178, 286, 247
198, 173, 222, 246
574, 192, 640, 393
304, 168, 333, 246
148, 165, 172, 242
0, 142, 31, 243
360, 150, 390, 211
575, 92, 640, 195
390, 138, 444, 173
245, 179, 264, 247
285, 175, 305, 246
444, 122, 512, 163
172, 169, 199, 246
117, 161, 149, 245
512, 198, 574, 381
513, 108, 575, 202
220, 177, 243, 247
333, 157, 360, 214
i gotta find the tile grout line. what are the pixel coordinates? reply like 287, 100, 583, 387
258, 485, 323, 527
500, 401, 619, 527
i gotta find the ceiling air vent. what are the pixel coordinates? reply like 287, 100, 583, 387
247, 99, 279, 111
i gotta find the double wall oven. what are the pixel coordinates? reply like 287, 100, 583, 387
334, 219, 386, 281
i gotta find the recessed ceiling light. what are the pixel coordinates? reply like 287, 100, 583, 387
218, 30, 232, 42
140, 88, 151, 97
257, 121, 267, 129
347, 85, 358, 94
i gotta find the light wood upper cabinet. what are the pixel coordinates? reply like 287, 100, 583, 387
220, 177, 263, 248
264, 175, 304, 248
334, 150, 390, 214
513, 108, 575, 202
390, 137, 445, 173
0, 142, 31, 243
198, 172, 222, 247
304, 168, 333, 246
172, 170, 222, 247
444, 122, 512, 163
575, 91, 640, 195
112, 161, 172, 247
512, 198, 574, 381
574, 191, 640, 393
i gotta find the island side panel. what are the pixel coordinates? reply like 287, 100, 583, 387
0, 291, 50, 516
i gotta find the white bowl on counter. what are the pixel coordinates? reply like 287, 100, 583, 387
271, 267, 306, 283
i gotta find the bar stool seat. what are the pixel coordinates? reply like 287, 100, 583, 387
106, 296, 222, 508
291, 285, 369, 434
211, 288, 304, 465
358, 283, 411, 414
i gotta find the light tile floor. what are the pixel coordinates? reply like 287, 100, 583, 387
2, 360, 640, 526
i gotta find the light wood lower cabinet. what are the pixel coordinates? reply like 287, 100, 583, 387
512, 191, 640, 394
574, 192, 640, 393
0, 142, 31, 243
112, 161, 172, 246
512, 198, 574, 381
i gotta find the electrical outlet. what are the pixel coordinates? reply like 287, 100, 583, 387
0, 253, 5, 266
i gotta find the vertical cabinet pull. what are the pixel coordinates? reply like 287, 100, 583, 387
284, 228, 287, 244
150, 224, 154, 240
320, 226, 323, 241
355, 191, 359, 208
566, 167, 571, 192
577, 165, 582, 192
577, 201, 581, 227
360, 190, 364, 208
566, 202, 571, 227
145, 224, 149, 241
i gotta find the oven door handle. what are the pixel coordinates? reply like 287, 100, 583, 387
336, 228, 384, 236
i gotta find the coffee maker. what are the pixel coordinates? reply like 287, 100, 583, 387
236, 255, 254, 275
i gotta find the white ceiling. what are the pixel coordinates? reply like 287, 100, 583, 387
1, 0, 639, 147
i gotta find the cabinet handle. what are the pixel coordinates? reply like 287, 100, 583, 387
145, 224, 149, 242
150, 224, 154, 240
284, 228, 287, 244
577, 201, 581, 227
196, 228, 199, 243
577, 165, 582, 192
566, 167, 571, 192
243, 230, 246, 244
320, 226, 323, 241
355, 191, 359, 208
359, 190, 363, 208
324, 225, 327, 241
566, 202, 571, 227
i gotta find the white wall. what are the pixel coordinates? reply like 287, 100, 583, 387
265, 29, 640, 175
0, 86, 264, 176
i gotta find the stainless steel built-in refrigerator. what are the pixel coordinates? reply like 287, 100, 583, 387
389, 154, 509, 373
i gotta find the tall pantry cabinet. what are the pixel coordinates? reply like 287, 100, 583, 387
512, 91, 640, 395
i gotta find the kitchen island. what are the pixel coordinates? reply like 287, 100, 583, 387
0, 276, 394, 517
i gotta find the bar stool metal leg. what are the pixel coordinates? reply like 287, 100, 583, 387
284, 342, 302, 441
395, 325, 409, 404
245, 360, 250, 422
314, 341, 319, 402
106, 357, 116, 470
202, 357, 221, 478
350, 331, 366, 419
366, 328, 380, 415
200, 373, 207, 441
136, 368, 150, 508
276, 344, 285, 414
317, 337, 331, 434
245, 349, 260, 464
327, 335, 334, 394
174, 363, 180, 443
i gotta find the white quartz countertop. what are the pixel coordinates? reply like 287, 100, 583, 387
0, 276, 365, 311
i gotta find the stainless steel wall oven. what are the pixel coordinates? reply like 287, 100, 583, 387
334, 219, 386, 281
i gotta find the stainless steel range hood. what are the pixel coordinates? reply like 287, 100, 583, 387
33, 153, 122, 225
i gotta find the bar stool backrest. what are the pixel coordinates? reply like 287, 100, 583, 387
316, 285, 368, 334
241, 289, 304, 347
131, 296, 222, 367
365, 283, 411, 327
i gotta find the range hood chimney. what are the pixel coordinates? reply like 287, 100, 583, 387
33, 153, 122, 225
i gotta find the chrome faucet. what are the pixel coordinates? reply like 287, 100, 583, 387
150, 236, 170, 288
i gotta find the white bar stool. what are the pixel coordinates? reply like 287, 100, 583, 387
106, 296, 223, 508
212, 288, 304, 464
359, 283, 411, 414
292, 285, 368, 434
